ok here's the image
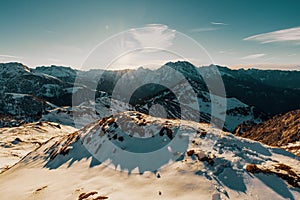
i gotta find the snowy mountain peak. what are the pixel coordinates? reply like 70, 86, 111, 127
0, 62, 30, 75
32, 65, 77, 78
163, 61, 198, 75
165, 60, 195, 68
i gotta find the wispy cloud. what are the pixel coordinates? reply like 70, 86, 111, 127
219, 49, 236, 55
211, 22, 228, 26
263, 57, 275, 61
85, 24, 178, 69
189, 27, 219, 33
129, 24, 176, 49
45, 29, 56, 34
244, 27, 300, 44
241, 53, 266, 59
189, 21, 228, 33
0, 54, 23, 59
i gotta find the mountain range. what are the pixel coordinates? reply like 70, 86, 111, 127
1, 61, 300, 132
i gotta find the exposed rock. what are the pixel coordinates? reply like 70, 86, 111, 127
246, 163, 300, 188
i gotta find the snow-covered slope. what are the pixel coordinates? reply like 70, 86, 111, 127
0, 112, 299, 199
42, 96, 133, 128
136, 80, 264, 132
0, 121, 77, 173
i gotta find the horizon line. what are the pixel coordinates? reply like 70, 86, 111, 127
1, 60, 300, 72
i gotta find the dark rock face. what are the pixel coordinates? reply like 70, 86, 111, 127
216, 66, 300, 115
0, 63, 75, 105
0, 93, 55, 127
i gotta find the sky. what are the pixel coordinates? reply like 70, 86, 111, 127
0, 0, 300, 70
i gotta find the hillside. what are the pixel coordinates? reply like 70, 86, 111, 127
0, 121, 77, 173
0, 112, 299, 199
234, 109, 300, 156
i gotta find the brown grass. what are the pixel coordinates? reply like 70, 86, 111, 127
245, 163, 300, 188
234, 110, 300, 153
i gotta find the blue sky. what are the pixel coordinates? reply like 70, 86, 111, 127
0, 0, 300, 69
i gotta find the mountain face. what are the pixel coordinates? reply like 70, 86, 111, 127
0, 63, 79, 106
31, 61, 300, 117
32, 65, 78, 83
1, 61, 299, 131
216, 66, 300, 115
41, 96, 133, 128
234, 109, 300, 156
0, 93, 56, 127
0, 111, 299, 199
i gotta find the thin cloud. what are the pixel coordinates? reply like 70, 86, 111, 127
244, 27, 300, 44
189, 27, 219, 33
91, 24, 177, 69
45, 30, 56, 34
263, 57, 275, 61
189, 22, 228, 33
129, 24, 176, 49
241, 53, 266, 59
219, 50, 236, 55
211, 22, 228, 26
0, 54, 23, 59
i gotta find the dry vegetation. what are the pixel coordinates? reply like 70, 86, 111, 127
246, 163, 300, 188
234, 109, 300, 155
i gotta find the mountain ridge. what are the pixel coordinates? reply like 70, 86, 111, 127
0, 61, 299, 131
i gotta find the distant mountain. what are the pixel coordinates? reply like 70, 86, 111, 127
234, 109, 300, 156
216, 66, 300, 115
0, 93, 56, 127
1, 61, 300, 131
0, 62, 80, 105
15, 61, 299, 117
32, 65, 78, 83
